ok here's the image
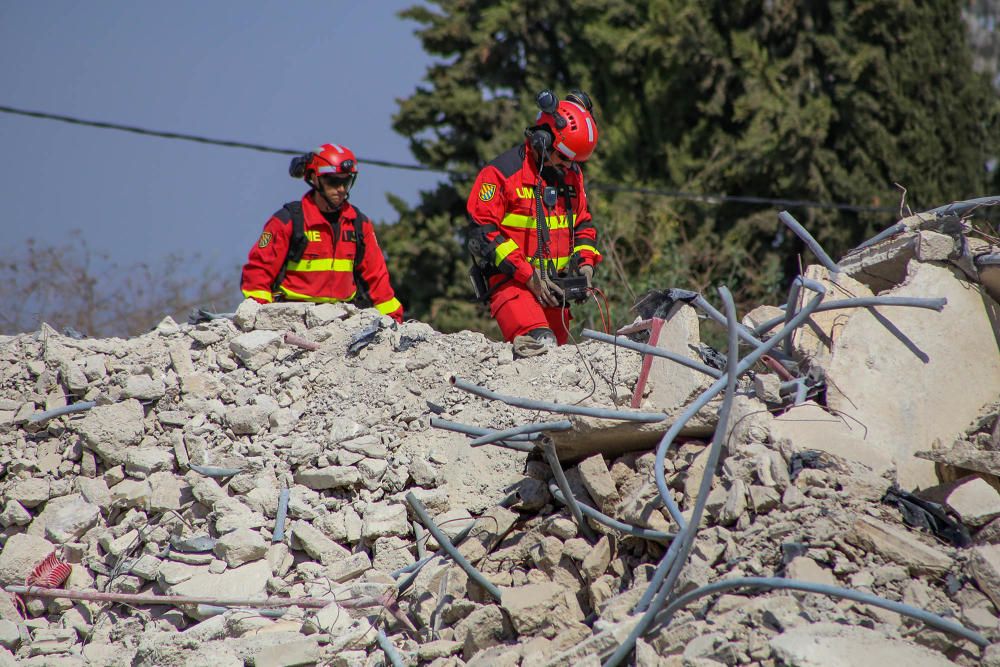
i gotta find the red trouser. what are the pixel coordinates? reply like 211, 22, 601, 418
489, 280, 572, 344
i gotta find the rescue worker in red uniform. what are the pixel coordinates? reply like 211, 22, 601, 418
241, 144, 403, 323
466, 90, 601, 346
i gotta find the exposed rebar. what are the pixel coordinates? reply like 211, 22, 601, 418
450, 377, 666, 423
405, 493, 502, 602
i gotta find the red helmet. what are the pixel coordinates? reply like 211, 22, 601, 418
537, 100, 599, 162
304, 143, 358, 180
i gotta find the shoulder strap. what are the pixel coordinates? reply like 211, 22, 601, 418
348, 207, 371, 306
271, 201, 306, 293
283, 201, 307, 263
350, 206, 368, 264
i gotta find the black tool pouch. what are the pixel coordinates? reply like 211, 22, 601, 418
468, 263, 490, 303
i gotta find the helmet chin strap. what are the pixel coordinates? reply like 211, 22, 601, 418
310, 175, 348, 212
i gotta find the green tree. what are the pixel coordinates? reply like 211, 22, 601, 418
382, 0, 1000, 336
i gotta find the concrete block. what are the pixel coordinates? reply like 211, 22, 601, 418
846, 515, 951, 574
643, 305, 714, 415
825, 262, 1000, 490
770, 401, 893, 475
944, 476, 1000, 527
770, 622, 956, 666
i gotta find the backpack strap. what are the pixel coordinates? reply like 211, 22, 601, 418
270, 201, 306, 293
350, 207, 371, 306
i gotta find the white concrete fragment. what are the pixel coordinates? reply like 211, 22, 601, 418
229, 330, 283, 370
969, 543, 1000, 611
70, 398, 146, 466
770, 621, 955, 667
825, 262, 1000, 490
770, 402, 892, 475
214, 527, 268, 567
0, 533, 56, 585
944, 476, 1000, 527
847, 515, 951, 574
577, 455, 621, 514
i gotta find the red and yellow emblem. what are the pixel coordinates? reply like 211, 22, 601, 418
258, 231, 273, 248
479, 182, 497, 202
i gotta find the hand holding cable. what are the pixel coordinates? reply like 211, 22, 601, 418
527, 270, 564, 307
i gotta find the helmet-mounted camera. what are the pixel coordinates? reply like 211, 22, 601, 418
528, 88, 599, 162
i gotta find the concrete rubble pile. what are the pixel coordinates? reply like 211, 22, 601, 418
0, 201, 998, 667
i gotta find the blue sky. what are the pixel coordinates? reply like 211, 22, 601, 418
0, 2, 442, 285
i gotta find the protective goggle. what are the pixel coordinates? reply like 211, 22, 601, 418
319, 174, 355, 190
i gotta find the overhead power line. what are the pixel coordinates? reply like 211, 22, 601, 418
0, 103, 896, 213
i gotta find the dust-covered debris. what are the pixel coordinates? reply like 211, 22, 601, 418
0, 202, 999, 665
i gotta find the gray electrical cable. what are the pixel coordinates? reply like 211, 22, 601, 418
652, 577, 988, 649
642, 278, 826, 617
778, 210, 842, 273
377, 629, 406, 667
542, 438, 597, 542
469, 420, 572, 447
405, 493, 502, 602
28, 400, 96, 423
604, 286, 741, 667
450, 376, 667, 423
548, 483, 674, 543
580, 330, 722, 379
750, 296, 947, 336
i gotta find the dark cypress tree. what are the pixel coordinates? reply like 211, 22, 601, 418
380, 0, 1000, 334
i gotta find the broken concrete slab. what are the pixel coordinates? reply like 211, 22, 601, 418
770, 622, 956, 667
943, 476, 1000, 527
769, 401, 893, 475
825, 262, 1000, 490
968, 543, 1000, 611
846, 515, 951, 575
916, 447, 1000, 478
787, 265, 874, 370
69, 398, 145, 466
637, 305, 714, 414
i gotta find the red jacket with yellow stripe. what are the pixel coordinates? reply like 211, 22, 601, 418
466, 141, 601, 285
241, 193, 403, 322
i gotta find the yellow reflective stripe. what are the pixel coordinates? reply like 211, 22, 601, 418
242, 289, 273, 303
500, 213, 570, 230
527, 255, 571, 270
495, 239, 519, 266
285, 258, 354, 272
375, 297, 402, 315
279, 285, 357, 303
573, 244, 602, 258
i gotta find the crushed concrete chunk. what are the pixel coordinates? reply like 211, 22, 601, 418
770, 621, 956, 667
